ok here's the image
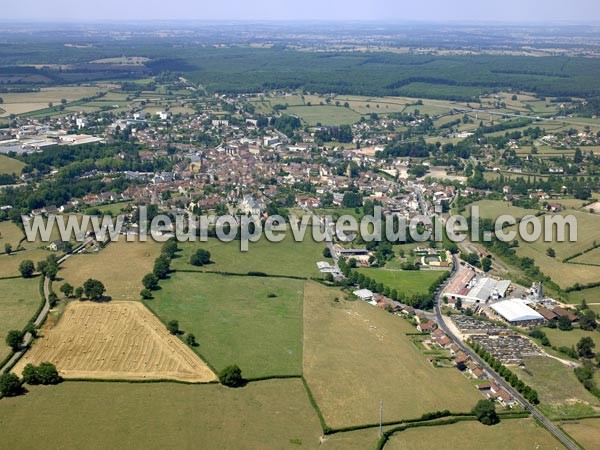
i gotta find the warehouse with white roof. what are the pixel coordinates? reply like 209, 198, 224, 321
490, 300, 545, 326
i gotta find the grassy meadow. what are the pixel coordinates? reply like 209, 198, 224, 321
149, 272, 305, 378
385, 418, 562, 450
286, 105, 362, 126
543, 328, 600, 350
172, 232, 324, 279
0, 276, 41, 361
559, 418, 600, 450
0, 248, 54, 278
513, 356, 600, 419
0, 154, 25, 175
466, 199, 538, 221
56, 240, 161, 301
355, 267, 446, 296
0, 221, 25, 251
0, 380, 322, 449
302, 282, 481, 429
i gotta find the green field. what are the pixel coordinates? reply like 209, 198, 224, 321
467, 200, 538, 221
286, 105, 362, 126
569, 286, 600, 305
543, 328, 600, 350
0, 276, 41, 361
0, 221, 25, 251
303, 282, 481, 429
0, 248, 53, 278
560, 418, 600, 450
514, 356, 600, 419
356, 267, 446, 295
0, 380, 323, 449
385, 418, 562, 450
0, 154, 25, 175
570, 246, 600, 266
509, 210, 600, 289
172, 232, 324, 278
149, 272, 304, 378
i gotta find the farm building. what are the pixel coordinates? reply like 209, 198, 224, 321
353, 289, 374, 302
490, 300, 545, 326
446, 276, 511, 305
316, 261, 338, 274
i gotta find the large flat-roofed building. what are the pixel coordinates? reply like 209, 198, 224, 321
445, 276, 511, 305
490, 300, 545, 326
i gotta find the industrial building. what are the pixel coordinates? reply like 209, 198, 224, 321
490, 300, 545, 326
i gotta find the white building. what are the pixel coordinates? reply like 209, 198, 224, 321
353, 289, 374, 302
490, 300, 544, 325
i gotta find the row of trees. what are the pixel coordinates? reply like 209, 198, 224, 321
0, 362, 61, 397
470, 342, 539, 404
141, 240, 179, 299
337, 257, 448, 310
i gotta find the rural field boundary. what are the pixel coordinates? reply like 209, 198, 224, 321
374, 413, 533, 450
140, 298, 220, 375
174, 268, 310, 281
0, 274, 47, 375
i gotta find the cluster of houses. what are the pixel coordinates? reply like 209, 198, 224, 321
420, 317, 518, 408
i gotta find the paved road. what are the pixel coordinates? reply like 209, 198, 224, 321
0, 239, 92, 375
433, 256, 579, 450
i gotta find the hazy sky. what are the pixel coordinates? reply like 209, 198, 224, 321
4, 0, 600, 23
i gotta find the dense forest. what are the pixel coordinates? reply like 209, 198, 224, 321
1, 40, 600, 100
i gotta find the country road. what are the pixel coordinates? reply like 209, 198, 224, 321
0, 238, 93, 375
434, 255, 579, 450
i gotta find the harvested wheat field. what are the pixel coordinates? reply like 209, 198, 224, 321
13, 301, 216, 383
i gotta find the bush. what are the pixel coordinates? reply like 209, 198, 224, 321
167, 320, 179, 335
6, 329, 24, 351
140, 289, 152, 300
83, 278, 106, 301
472, 399, 500, 426
186, 333, 197, 347
22, 362, 61, 385
219, 364, 244, 387
190, 249, 211, 267
19, 260, 35, 278
153, 255, 171, 279
0, 372, 22, 397
142, 273, 159, 290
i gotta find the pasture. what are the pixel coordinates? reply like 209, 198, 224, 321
13, 301, 216, 382
0, 154, 25, 175
510, 210, 600, 289
172, 232, 324, 278
466, 200, 538, 221
0, 248, 54, 278
570, 246, 600, 266
0, 221, 25, 250
0, 277, 41, 361
559, 418, 600, 450
543, 328, 599, 350
513, 356, 600, 418
568, 286, 600, 305
385, 418, 562, 450
150, 272, 304, 379
302, 282, 481, 429
355, 267, 446, 296
286, 105, 362, 126
0, 379, 322, 449
0, 86, 100, 117
56, 240, 161, 301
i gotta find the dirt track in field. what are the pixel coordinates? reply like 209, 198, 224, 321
13, 301, 217, 383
